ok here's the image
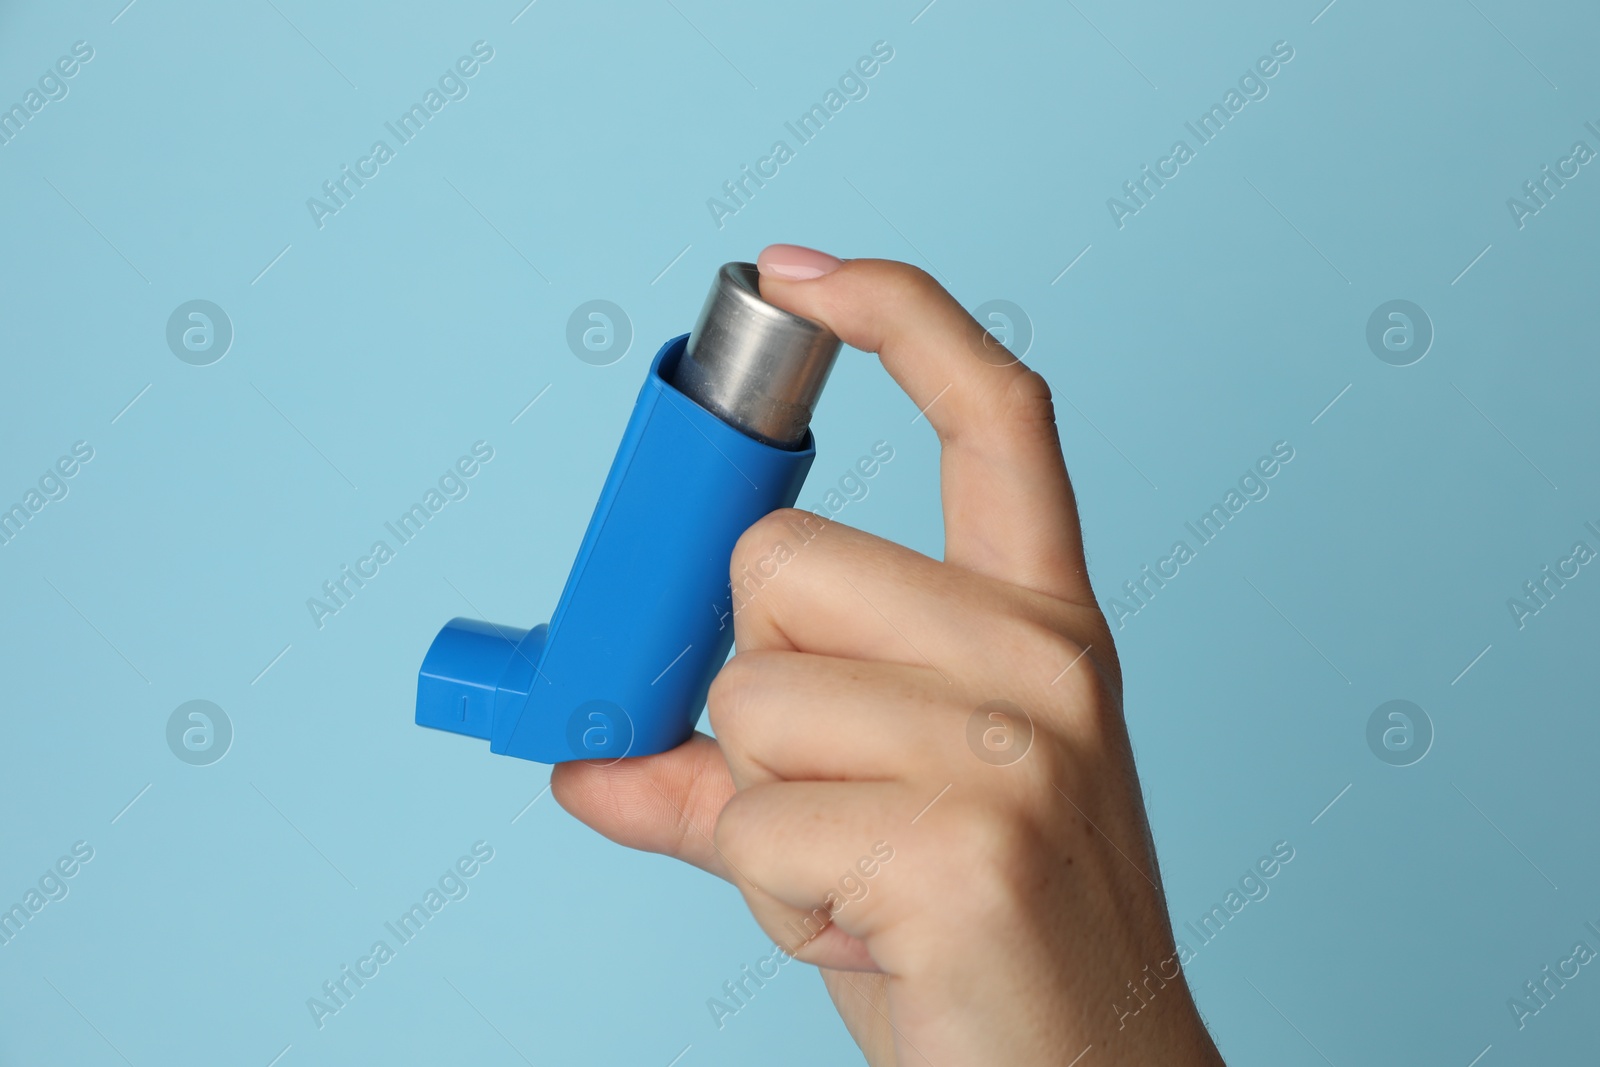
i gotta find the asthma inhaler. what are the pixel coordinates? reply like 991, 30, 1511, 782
414, 262, 841, 763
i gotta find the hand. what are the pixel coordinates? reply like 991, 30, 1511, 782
552, 246, 1225, 1066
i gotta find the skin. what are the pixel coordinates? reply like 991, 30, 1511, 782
553, 255, 1226, 1065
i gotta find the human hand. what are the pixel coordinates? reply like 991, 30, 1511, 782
552, 246, 1225, 1066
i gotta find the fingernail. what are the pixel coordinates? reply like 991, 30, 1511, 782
757, 243, 843, 281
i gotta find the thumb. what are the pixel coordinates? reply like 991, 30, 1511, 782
549, 732, 737, 880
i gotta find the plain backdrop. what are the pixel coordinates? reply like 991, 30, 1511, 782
0, 0, 1596, 1064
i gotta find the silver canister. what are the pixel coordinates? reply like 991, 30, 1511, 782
672, 262, 842, 449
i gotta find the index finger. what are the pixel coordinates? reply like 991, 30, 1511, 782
755, 247, 1094, 606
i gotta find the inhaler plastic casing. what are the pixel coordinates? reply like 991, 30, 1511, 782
415, 263, 841, 763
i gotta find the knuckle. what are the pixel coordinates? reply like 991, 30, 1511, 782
730, 508, 812, 581
1048, 643, 1100, 704
1007, 616, 1086, 676
705, 651, 767, 736
1049, 649, 1117, 740
874, 259, 943, 303
1000, 368, 1058, 431
1007, 731, 1077, 803
1004, 616, 1110, 724
930, 803, 1041, 916
712, 788, 763, 868
1008, 366, 1055, 409
952, 368, 1058, 451
729, 514, 772, 579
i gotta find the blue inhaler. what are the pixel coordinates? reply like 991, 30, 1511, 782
415, 262, 842, 763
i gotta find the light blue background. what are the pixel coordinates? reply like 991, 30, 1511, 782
2, 0, 1597, 1064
